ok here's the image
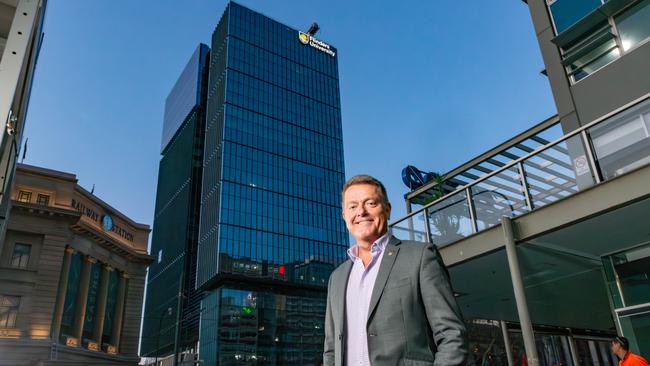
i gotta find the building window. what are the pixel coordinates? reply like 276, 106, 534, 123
11, 243, 31, 269
565, 33, 619, 82
552, 0, 650, 83
36, 194, 50, 206
589, 98, 650, 179
158, 249, 163, 263
17, 191, 32, 203
0, 295, 20, 328
547, 0, 602, 34
615, 0, 650, 52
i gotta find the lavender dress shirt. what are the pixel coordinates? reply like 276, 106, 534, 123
345, 231, 391, 366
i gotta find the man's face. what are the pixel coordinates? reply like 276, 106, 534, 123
342, 184, 391, 246
611, 341, 621, 354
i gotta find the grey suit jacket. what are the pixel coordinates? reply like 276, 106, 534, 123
323, 236, 467, 366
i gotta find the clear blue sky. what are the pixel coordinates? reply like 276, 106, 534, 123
24, 0, 556, 228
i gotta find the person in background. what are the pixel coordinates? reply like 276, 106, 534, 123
612, 336, 648, 366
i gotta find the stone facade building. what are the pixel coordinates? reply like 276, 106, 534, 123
0, 163, 152, 365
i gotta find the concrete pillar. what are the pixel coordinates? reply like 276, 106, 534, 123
92, 264, 113, 345
111, 271, 128, 352
72, 255, 96, 341
501, 216, 539, 366
51, 246, 75, 342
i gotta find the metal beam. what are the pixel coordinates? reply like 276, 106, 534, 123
441, 163, 650, 267
500, 321, 515, 366
406, 199, 414, 241
513, 143, 573, 171
470, 165, 573, 202
568, 336, 581, 366
525, 241, 601, 262
406, 115, 561, 201
502, 216, 539, 366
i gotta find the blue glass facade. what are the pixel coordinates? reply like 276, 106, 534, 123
142, 44, 210, 357
161, 44, 209, 152
196, 2, 348, 364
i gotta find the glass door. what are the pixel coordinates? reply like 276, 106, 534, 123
615, 303, 650, 358
508, 331, 574, 366
604, 244, 650, 356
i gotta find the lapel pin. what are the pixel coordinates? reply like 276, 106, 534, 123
388, 251, 393, 256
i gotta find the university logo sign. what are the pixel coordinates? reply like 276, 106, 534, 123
298, 32, 310, 45
298, 31, 335, 57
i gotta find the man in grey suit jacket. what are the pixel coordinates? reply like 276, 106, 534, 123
324, 175, 466, 366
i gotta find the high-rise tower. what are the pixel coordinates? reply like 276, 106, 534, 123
143, 3, 348, 364
142, 44, 210, 359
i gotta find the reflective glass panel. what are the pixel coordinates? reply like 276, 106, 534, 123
0, 295, 20, 328
550, 0, 602, 33
573, 338, 618, 366
610, 245, 650, 307
589, 98, 650, 179
523, 135, 595, 209
472, 166, 529, 230
618, 310, 650, 358
391, 210, 429, 243
569, 39, 619, 82
616, 0, 650, 52
465, 319, 510, 366
426, 190, 472, 247
509, 331, 575, 366
10, 243, 31, 269
200, 287, 326, 365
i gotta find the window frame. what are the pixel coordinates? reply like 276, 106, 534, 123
0, 295, 20, 329
36, 194, 50, 206
17, 190, 32, 203
551, 0, 650, 84
10, 243, 31, 269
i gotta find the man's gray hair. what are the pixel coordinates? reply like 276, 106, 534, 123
341, 175, 391, 207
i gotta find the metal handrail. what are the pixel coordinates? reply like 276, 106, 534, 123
391, 92, 650, 227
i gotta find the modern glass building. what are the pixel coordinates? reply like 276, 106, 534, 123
196, 3, 347, 364
141, 44, 210, 358
143, 2, 348, 364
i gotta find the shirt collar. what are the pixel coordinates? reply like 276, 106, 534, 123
347, 230, 392, 261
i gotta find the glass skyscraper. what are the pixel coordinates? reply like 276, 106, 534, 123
141, 44, 209, 358
143, 2, 348, 364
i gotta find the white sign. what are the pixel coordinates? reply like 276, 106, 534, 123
574, 155, 590, 176
298, 31, 336, 57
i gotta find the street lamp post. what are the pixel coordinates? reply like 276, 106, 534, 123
155, 307, 173, 366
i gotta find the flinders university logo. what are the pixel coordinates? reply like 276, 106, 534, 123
298, 31, 310, 45
297, 31, 335, 57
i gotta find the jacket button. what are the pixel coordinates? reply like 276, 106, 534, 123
338, 334, 342, 340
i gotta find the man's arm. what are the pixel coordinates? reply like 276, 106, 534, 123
323, 274, 336, 366
419, 242, 467, 366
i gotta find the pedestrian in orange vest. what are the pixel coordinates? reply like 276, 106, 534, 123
612, 336, 648, 366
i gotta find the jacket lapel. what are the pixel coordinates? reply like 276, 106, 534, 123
367, 236, 401, 323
